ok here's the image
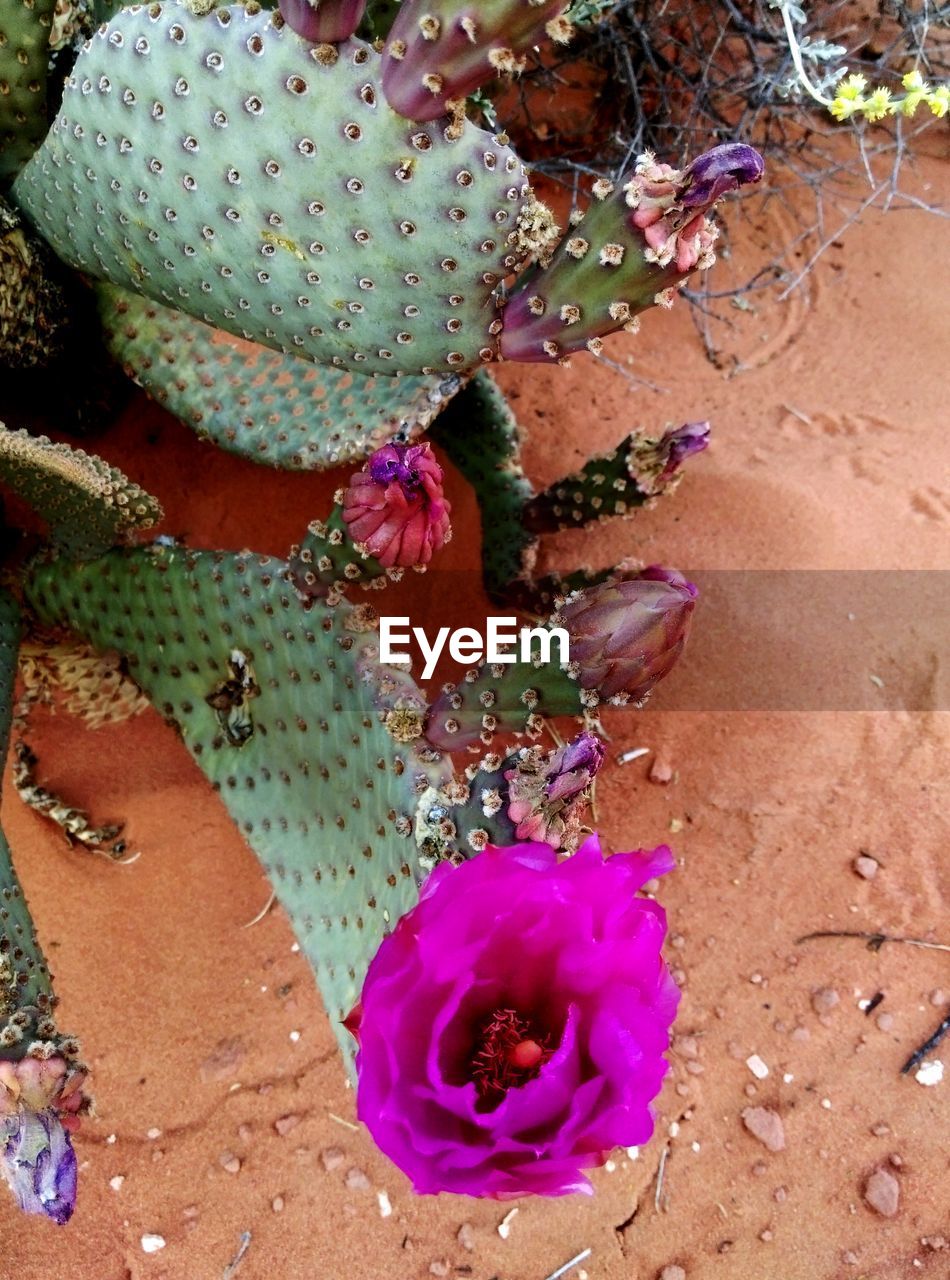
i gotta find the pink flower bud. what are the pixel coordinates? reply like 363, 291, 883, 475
341, 442, 451, 569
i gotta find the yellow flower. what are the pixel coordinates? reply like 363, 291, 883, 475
830, 94, 864, 121
927, 85, 949, 118
902, 69, 925, 92
836, 73, 868, 100
862, 87, 894, 121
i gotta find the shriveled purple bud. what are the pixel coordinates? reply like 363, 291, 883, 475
504, 732, 606, 849
679, 144, 765, 208
342, 442, 451, 569
278, 0, 366, 43
1, 1110, 77, 1225
627, 420, 710, 496
554, 566, 697, 703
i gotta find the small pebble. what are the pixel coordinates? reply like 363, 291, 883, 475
929, 989, 947, 1007
741, 1106, 786, 1152
377, 1190, 392, 1218
429, 1262, 449, 1278
140, 1235, 166, 1254
109, 1175, 125, 1192
218, 1152, 241, 1174
790, 1026, 810, 1043
320, 1147, 345, 1171
146, 1128, 162, 1141
811, 987, 840, 1014
853, 854, 879, 880
345, 1167, 371, 1191
774, 1186, 788, 1203
864, 1167, 900, 1217
659, 1267, 687, 1280
759, 1229, 774, 1242
649, 759, 674, 785
876, 1012, 895, 1032
842, 1251, 859, 1266
457, 1222, 475, 1251
871, 1122, 891, 1137
746, 1054, 769, 1079
274, 1114, 302, 1137
272, 1196, 285, 1213
914, 1060, 944, 1086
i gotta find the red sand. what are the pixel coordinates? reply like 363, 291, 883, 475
1, 153, 948, 1279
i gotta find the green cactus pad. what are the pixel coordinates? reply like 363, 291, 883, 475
13, 3, 532, 376
24, 547, 453, 1057
289, 506, 389, 599
97, 284, 460, 469
0, 425, 163, 558
426, 642, 584, 751
428, 369, 536, 602
0, 0, 55, 186
524, 430, 664, 532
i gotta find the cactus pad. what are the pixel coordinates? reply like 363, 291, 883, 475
0, 425, 163, 558
24, 547, 453, 1055
13, 3, 532, 376
0, 0, 55, 185
97, 285, 462, 469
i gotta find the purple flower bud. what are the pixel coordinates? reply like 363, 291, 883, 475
555, 567, 697, 702
277, 0, 366, 42
1, 1110, 77, 1225
680, 144, 765, 209
627, 420, 711, 496
543, 731, 606, 804
342, 442, 451, 568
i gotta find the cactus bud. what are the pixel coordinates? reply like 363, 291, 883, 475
277, 0, 366, 42
341, 442, 451, 569
628, 420, 711, 496
505, 731, 605, 847
553, 567, 697, 703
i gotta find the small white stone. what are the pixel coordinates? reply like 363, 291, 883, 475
289, 1030, 301, 1043
604, 1159, 616, 1173
106, 1134, 116, 1145
626, 1146, 640, 1160
915, 1060, 944, 1087
783, 1073, 794, 1084
821, 1097, 832, 1109
140, 1234, 166, 1254
146, 1128, 162, 1140
109, 1175, 125, 1191
746, 1054, 769, 1080
290, 942, 300, 953
377, 1190, 392, 1218
691, 1141, 701, 1153
669, 1120, 680, 1137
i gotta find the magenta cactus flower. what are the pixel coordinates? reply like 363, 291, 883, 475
0, 1057, 86, 1225
341, 442, 452, 569
345, 835, 679, 1197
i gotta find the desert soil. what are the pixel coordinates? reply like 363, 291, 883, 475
0, 150, 947, 1279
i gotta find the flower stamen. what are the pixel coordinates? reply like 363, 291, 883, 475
470, 1009, 551, 1106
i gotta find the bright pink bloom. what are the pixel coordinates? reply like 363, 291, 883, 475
346, 836, 679, 1197
341, 443, 451, 568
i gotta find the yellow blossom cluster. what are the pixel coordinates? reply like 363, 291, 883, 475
829, 70, 949, 122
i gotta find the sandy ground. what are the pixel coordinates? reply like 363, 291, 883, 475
1, 149, 948, 1280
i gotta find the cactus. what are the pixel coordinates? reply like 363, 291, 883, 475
0, 0, 56, 185
97, 284, 460, 470
0, 589, 89, 1226
23, 546, 454, 1057
279, 0, 367, 42
380, 0, 571, 122
426, 565, 697, 749
0, 424, 163, 558
523, 419, 711, 533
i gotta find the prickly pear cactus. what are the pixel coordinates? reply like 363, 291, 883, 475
24, 547, 453, 1055
0, 0, 56, 185
0, 424, 163, 558
13, 2, 532, 376
97, 285, 462, 469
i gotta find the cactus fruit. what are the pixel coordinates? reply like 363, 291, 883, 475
97, 285, 460, 470
12, 3, 533, 377
0, 590, 88, 1226
380, 0, 571, 123
523, 420, 711, 533
279, 0, 367, 43
499, 145, 765, 363
0, 0, 56, 185
425, 566, 696, 749
24, 547, 453, 1058
0, 425, 163, 559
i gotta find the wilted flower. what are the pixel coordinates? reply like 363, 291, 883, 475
554, 566, 697, 703
341, 442, 451, 569
504, 732, 606, 848
628, 420, 711, 496
346, 835, 679, 1197
0, 1056, 86, 1225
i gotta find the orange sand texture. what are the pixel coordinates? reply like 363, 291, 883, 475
1, 153, 948, 1279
